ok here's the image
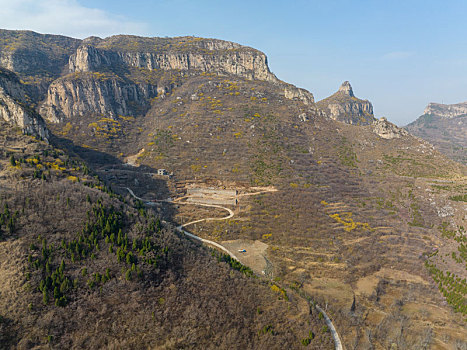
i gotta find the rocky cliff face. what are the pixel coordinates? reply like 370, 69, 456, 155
68, 39, 278, 83
0, 68, 48, 139
423, 101, 467, 118
43, 35, 316, 123
40, 72, 160, 122
0, 30, 80, 98
0, 32, 316, 125
316, 81, 374, 125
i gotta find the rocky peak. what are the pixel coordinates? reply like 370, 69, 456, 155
338, 81, 354, 97
405, 101, 467, 164
316, 81, 374, 125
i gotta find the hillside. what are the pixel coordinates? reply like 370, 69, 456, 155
0, 120, 332, 348
406, 102, 467, 164
0, 30, 466, 349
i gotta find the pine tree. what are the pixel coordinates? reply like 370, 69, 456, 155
59, 259, 65, 274
42, 289, 48, 305
125, 269, 132, 281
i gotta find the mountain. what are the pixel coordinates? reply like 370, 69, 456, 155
406, 101, 467, 164
316, 81, 375, 125
0, 29, 466, 349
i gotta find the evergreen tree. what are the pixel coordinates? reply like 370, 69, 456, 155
42, 289, 48, 305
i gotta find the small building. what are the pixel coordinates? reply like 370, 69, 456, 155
157, 169, 168, 176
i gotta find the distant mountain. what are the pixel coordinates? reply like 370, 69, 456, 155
405, 101, 467, 164
423, 101, 467, 118
316, 81, 375, 125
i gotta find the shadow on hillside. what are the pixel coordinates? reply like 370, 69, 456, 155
50, 134, 176, 221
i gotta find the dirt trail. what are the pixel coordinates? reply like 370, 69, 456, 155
175, 203, 239, 261
126, 187, 238, 260
315, 304, 343, 350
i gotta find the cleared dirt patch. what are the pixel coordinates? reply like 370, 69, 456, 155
356, 274, 380, 296
377, 268, 429, 285
304, 278, 354, 306
221, 239, 268, 275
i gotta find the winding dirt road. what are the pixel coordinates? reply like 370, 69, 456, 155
126, 187, 343, 350
174, 204, 239, 261
315, 304, 343, 350
126, 187, 239, 260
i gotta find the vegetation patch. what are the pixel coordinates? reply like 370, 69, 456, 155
449, 194, 467, 202
328, 212, 371, 232
212, 250, 254, 277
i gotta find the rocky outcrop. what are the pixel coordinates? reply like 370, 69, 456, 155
338, 81, 353, 96
68, 45, 113, 73
283, 85, 314, 105
68, 40, 278, 83
40, 72, 160, 122
423, 101, 467, 118
0, 30, 81, 101
316, 81, 374, 125
64, 38, 321, 114
372, 117, 408, 139
0, 68, 48, 139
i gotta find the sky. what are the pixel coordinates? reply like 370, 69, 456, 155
1, 0, 466, 125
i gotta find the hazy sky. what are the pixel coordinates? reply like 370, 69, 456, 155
1, 0, 466, 125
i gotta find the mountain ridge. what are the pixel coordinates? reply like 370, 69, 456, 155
423, 101, 467, 118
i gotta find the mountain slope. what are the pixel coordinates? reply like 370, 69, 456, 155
0, 120, 331, 349
0, 30, 466, 349
406, 101, 467, 164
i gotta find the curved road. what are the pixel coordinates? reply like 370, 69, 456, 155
315, 304, 343, 350
126, 187, 239, 260
175, 203, 239, 261
126, 187, 343, 350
